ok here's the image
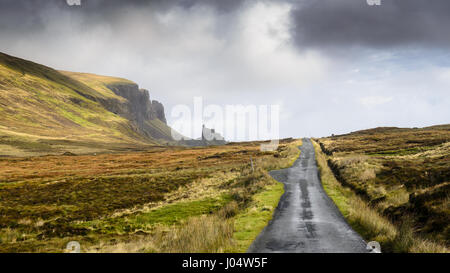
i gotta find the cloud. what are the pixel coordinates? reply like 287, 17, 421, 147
0, 0, 449, 139
290, 0, 450, 50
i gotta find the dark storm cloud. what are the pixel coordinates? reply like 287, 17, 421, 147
0, 0, 56, 33
53, 0, 247, 17
2, 0, 450, 50
75, 0, 246, 13
290, 0, 450, 50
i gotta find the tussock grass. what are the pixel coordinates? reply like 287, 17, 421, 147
346, 198, 397, 242
360, 168, 376, 181
0, 228, 22, 244
313, 140, 448, 253
153, 214, 235, 253
319, 126, 449, 247
87, 210, 236, 253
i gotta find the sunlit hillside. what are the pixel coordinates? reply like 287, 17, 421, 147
0, 52, 173, 156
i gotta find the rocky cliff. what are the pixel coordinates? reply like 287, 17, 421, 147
103, 83, 171, 140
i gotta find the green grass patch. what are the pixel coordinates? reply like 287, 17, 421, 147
229, 181, 284, 252
132, 195, 232, 226
77, 195, 232, 235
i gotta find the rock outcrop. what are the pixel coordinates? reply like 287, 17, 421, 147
180, 125, 226, 146
151, 100, 167, 124
202, 125, 224, 141
103, 83, 171, 140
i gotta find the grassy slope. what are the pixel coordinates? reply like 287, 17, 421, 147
314, 125, 449, 252
0, 52, 167, 156
59, 71, 134, 100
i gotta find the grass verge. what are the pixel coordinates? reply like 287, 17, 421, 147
229, 182, 284, 252
228, 140, 302, 252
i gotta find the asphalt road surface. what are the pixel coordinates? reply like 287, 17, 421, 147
248, 138, 368, 253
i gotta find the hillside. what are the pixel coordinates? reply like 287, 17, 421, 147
316, 125, 450, 250
0, 52, 174, 156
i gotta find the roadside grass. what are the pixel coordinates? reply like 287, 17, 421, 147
312, 140, 448, 253
318, 126, 450, 248
230, 182, 284, 252
228, 140, 301, 252
151, 212, 235, 253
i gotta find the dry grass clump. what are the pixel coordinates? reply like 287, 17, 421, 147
360, 168, 376, 181
408, 238, 449, 253
378, 187, 409, 209
85, 237, 157, 253
388, 218, 448, 253
347, 197, 397, 242
154, 215, 235, 253
218, 201, 239, 219
0, 228, 22, 244
336, 155, 369, 166
86, 202, 239, 253
257, 140, 302, 170
86, 216, 234, 253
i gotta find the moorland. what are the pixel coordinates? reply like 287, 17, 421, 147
0, 138, 301, 252
314, 125, 449, 252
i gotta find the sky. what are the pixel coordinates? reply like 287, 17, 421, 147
0, 0, 449, 140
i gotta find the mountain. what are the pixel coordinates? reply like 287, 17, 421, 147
0, 52, 175, 156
